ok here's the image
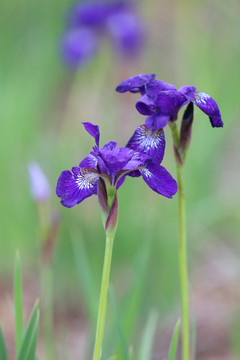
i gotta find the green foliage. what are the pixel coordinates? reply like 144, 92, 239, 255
14, 251, 23, 356
0, 327, 8, 360
168, 319, 181, 360
0, 254, 40, 360
138, 311, 158, 360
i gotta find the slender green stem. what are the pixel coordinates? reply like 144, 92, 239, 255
93, 234, 115, 360
176, 163, 190, 360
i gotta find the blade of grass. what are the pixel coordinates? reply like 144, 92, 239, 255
168, 318, 181, 360
17, 300, 39, 360
25, 310, 40, 360
0, 326, 8, 360
14, 251, 23, 356
138, 310, 158, 360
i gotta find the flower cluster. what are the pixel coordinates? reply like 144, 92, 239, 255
62, 0, 145, 67
56, 122, 177, 231
116, 73, 223, 130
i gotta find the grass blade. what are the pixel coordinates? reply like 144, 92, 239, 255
14, 251, 23, 356
25, 310, 40, 360
138, 311, 158, 360
0, 326, 8, 360
168, 318, 181, 360
17, 300, 39, 360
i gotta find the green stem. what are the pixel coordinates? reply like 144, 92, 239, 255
169, 121, 190, 359
176, 163, 190, 360
93, 234, 115, 360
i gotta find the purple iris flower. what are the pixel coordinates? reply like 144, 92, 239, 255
56, 122, 177, 208
28, 162, 51, 202
116, 74, 223, 129
61, 1, 145, 67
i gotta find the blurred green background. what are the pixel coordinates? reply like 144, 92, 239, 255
1, 0, 240, 359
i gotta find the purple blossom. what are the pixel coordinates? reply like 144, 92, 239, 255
28, 162, 51, 202
56, 122, 177, 208
116, 74, 223, 129
62, 1, 145, 67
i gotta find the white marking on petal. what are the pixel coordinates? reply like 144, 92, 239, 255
194, 92, 210, 105
76, 169, 99, 190
139, 166, 152, 178
135, 126, 164, 151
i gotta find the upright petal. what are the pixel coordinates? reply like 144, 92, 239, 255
56, 167, 99, 208
82, 122, 100, 147
138, 161, 178, 198
115, 74, 155, 93
126, 125, 165, 164
193, 91, 223, 127
156, 90, 187, 119
145, 79, 177, 102
136, 94, 157, 115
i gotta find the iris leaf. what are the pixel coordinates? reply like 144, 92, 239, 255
168, 318, 181, 360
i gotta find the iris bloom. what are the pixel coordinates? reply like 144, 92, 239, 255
56, 122, 177, 211
116, 74, 223, 130
28, 162, 51, 202
61, 1, 145, 67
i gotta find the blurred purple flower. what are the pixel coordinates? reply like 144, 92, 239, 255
56, 122, 177, 208
28, 162, 51, 202
61, 1, 145, 67
62, 27, 99, 67
116, 74, 223, 129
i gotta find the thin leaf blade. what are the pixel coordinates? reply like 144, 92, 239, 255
138, 311, 158, 360
168, 318, 181, 360
14, 251, 23, 356
0, 326, 8, 360
17, 300, 39, 360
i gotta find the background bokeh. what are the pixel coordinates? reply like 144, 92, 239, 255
1, 0, 240, 359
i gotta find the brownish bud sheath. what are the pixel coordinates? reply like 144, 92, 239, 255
179, 102, 194, 153
97, 178, 109, 214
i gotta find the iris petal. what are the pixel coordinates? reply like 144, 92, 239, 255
56, 167, 99, 208
115, 73, 155, 93
126, 125, 165, 164
82, 122, 100, 146
139, 161, 178, 198
193, 92, 223, 127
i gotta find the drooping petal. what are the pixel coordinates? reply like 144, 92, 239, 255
126, 125, 165, 164
82, 122, 100, 147
192, 91, 223, 127
115, 74, 155, 93
56, 167, 99, 208
61, 27, 99, 68
138, 161, 178, 198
